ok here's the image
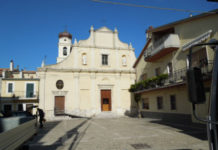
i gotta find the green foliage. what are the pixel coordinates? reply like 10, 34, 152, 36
5, 71, 13, 78
134, 93, 141, 103
129, 74, 168, 92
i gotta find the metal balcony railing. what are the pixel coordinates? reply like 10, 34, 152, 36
165, 60, 213, 85
3, 91, 39, 100
133, 60, 214, 93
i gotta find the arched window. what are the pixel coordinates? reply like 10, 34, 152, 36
63, 47, 67, 56
122, 55, 127, 66
82, 53, 87, 65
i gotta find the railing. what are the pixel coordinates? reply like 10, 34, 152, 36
153, 34, 170, 48
131, 60, 213, 93
1, 91, 39, 100
165, 60, 213, 85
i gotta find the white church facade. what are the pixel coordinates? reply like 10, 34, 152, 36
37, 26, 136, 119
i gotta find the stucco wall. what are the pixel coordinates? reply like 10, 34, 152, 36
134, 14, 218, 123
1, 79, 39, 98
38, 26, 136, 119
139, 85, 191, 114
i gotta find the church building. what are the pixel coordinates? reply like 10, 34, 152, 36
37, 26, 136, 119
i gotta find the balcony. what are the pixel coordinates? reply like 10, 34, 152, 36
144, 34, 180, 62
129, 61, 213, 93
0, 91, 39, 101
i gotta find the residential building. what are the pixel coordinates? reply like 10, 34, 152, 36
133, 10, 218, 123
38, 26, 136, 119
0, 60, 39, 116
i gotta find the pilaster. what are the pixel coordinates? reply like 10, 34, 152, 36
73, 73, 80, 110
90, 73, 96, 114
115, 72, 122, 114
73, 47, 78, 68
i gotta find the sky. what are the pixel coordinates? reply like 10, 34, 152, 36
0, 0, 217, 71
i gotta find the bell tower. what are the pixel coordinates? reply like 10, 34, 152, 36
57, 31, 72, 63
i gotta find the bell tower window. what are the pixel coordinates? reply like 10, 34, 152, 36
63, 47, 67, 56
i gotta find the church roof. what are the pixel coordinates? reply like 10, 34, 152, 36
59, 31, 72, 39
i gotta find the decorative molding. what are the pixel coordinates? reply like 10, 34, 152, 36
2, 78, 40, 81
38, 68, 135, 74
72, 45, 132, 50
90, 73, 96, 79
98, 84, 114, 90
73, 73, 80, 78
52, 91, 68, 96
115, 73, 121, 79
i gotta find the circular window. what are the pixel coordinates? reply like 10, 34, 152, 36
56, 80, 64, 89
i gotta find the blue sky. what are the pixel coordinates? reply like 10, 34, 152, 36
0, 0, 217, 70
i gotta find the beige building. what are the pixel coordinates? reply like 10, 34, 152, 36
38, 26, 136, 119
132, 10, 218, 123
0, 60, 39, 116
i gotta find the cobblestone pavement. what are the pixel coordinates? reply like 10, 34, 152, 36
26, 117, 209, 150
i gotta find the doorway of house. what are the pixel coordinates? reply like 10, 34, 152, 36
55, 96, 65, 115
101, 90, 111, 111
26, 104, 33, 114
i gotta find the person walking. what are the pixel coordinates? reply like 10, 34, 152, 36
37, 108, 45, 128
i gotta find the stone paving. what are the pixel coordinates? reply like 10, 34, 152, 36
26, 117, 209, 150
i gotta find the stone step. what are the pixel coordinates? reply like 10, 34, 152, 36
47, 115, 73, 121
94, 112, 121, 118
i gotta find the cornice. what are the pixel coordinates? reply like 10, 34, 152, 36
72, 45, 134, 51
37, 68, 135, 74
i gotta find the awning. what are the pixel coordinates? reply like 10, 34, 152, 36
182, 30, 212, 51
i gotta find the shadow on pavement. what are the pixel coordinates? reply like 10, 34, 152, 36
150, 120, 207, 140
22, 118, 90, 150
20, 120, 61, 150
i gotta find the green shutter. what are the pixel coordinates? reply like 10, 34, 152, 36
8, 83, 13, 93
26, 83, 34, 97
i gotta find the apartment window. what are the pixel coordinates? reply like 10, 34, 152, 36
157, 96, 163, 110
63, 47, 67, 56
142, 98, 149, 109
7, 83, 13, 93
170, 95, 176, 110
26, 83, 34, 98
155, 67, 161, 76
167, 62, 173, 76
102, 54, 108, 65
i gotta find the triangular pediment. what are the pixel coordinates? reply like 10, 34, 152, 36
95, 26, 113, 33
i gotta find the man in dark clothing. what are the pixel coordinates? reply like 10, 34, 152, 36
37, 108, 45, 128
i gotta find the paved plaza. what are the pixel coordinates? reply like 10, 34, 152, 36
26, 117, 209, 150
